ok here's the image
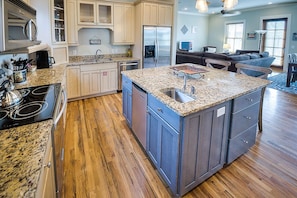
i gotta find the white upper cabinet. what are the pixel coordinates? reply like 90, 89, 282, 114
143, 3, 172, 26
67, 0, 79, 45
53, 0, 66, 43
112, 3, 134, 45
30, 0, 68, 64
77, 1, 113, 28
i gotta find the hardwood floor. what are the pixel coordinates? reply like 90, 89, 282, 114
63, 88, 297, 198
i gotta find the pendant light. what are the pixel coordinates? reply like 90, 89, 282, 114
224, 0, 238, 10
195, 0, 208, 13
195, 0, 238, 13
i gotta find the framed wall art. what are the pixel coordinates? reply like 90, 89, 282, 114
247, 32, 256, 39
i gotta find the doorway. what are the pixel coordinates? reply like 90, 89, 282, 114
262, 18, 288, 67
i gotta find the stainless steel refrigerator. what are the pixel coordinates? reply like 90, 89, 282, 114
143, 26, 172, 68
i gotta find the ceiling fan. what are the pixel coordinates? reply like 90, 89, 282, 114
220, 9, 241, 17
196, 0, 241, 16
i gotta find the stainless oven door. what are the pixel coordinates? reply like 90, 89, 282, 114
52, 88, 67, 197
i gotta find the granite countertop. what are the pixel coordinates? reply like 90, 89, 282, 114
0, 64, 66, 197
15, 64, 66, 89
0, 121, 53, 197
68, 55, 140, 66
122, 63, 271, 116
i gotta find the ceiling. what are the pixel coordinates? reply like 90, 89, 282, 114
178, 0, 297, 14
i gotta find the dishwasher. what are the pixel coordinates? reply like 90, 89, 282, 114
118, 60, 140, 91
132, 83, 147, 148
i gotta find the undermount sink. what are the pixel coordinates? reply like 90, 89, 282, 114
83, 58, 113, 63
161, 88, 195, 103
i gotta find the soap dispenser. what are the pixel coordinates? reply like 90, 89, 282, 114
127, 48, 132, 57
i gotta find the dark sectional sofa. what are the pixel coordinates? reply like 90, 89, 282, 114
176, 50, 275, 73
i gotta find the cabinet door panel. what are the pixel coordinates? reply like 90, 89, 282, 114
122, 86, 132, 128
67, 0, 78, 45
101, 69, 117, 92
67, 66, 81, 99
143, 3, 158, 25
159, 121, 179, 193
147, 107, 179, 194
124, 5, 134, 43
158, 5, 172, 26
180, 102, 230, 196
146, 108, 160, 166
78, 1, 96, 25
80, 71, 100, 96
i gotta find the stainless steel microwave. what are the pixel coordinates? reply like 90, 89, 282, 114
0, 0, 40, 52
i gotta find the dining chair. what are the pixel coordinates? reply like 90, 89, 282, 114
205, 58, 231, 71
286, 53, 297, 87
235, 63, 272, 132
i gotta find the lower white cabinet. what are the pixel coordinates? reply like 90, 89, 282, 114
100, 68, 117, 93
36, 136, 56, 198
67, 66, 81, 99
81, 70, 101, 96
67, 63, 117, 99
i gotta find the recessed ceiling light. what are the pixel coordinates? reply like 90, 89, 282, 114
268, 2, 273, 5
184, 7, 188, 10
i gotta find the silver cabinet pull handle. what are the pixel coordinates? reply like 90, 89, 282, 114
44, 162, 51, 168
241, 139, 249, 144
245, 116, 252, 120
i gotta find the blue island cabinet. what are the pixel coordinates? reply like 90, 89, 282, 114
146, 93, 231, 196
122, 75, 133, 128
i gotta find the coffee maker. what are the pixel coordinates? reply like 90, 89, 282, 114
36, 50, 55, 69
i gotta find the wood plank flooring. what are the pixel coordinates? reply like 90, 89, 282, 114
63, 88, 297, 198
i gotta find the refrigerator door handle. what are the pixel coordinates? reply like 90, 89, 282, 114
156, 39, 159, 65
154, 40, 158, 65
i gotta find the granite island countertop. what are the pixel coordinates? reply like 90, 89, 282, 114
122, 64, 271, 116
0, 64, 66, 197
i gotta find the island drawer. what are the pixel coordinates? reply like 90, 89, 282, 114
122, 75, 132, 91
148, 94, 180, 131
232, 89, 261, 113
227, 124, 257, 164
230, 102, 260, 138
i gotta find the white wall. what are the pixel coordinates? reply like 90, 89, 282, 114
68, 28, 130, 56
176, 12, 209, 52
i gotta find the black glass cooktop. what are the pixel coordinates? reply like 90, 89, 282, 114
0, 83, 61, 130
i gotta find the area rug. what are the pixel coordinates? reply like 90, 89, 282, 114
267, 73, 297, 95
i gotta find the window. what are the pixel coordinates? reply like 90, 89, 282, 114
225, 22, 244, 53
263, 18, 287, 66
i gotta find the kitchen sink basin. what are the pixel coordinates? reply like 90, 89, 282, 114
161, 88, 195, 103
83, 58, 113, 63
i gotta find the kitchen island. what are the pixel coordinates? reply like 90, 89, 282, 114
0, 64, 66, 197
122, 64, 270, 196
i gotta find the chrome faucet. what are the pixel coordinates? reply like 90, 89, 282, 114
191, 86, 195, 95
183, 74, 188, 92
95, 49, 102, 62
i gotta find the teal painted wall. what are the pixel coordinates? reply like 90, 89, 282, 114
208, 3, 297, 54
176, 2, 297, 57
176, 13, 209, 51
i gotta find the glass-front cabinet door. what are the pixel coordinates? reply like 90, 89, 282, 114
53, 0, 66, 43
97, 2, 113, 25
78, 1, 96, 25
77, 1, 113, 26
